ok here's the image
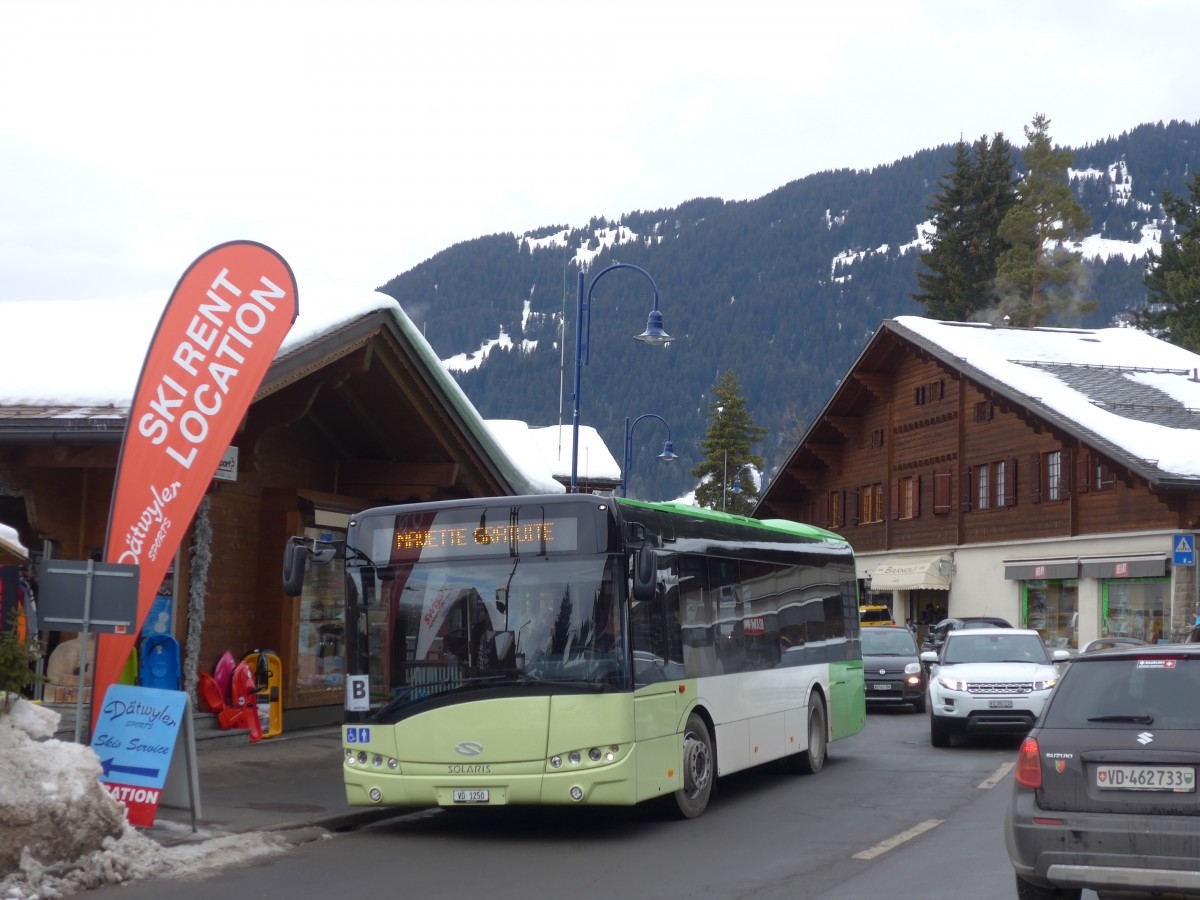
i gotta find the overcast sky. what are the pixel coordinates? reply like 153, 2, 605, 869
3, 0, 1199, 307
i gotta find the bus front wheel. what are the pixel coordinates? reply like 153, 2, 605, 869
788, 695, 827, 775
671, 713, 714, 819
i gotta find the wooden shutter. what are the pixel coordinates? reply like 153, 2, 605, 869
890, 480, 900, 520
913, 475, 922, 517
1030, 453, 1042, 503
1075, 452, 1091, 494
1060, 449, 1073, 499
1004, 457, 1018, 507
960, 467, 973, 512
933, 470, 952, 514
849, 488, 860, 526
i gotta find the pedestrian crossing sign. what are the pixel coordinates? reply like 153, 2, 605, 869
1174, 534, 1195, 566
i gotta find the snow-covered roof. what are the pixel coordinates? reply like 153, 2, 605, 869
889, 316, 1200, 484
486, 421, 621, 483
0, 285, 572, 496
0, 520, 28, 562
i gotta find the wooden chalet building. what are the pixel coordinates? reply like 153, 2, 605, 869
756, 316, 1200, 651
0, 291, 560, 728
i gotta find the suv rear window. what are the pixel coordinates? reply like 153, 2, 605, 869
860, 607, 893, 624
1042, 656, 1200, 730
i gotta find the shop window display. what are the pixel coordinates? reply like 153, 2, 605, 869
1023, 579, 1078, 650
1104, 578, 1167, 644
296, 526, 345, 692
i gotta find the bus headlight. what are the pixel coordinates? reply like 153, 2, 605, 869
550, 755, 562, 768
568, 751, 581, 766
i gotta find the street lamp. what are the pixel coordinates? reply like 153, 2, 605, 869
722, 449, 758, 512
622, 414, 677, 498
571, 264, 672, 492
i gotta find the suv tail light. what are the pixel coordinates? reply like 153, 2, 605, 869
1015, 736, 1042, 788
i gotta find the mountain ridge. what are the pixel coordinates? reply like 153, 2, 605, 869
381, 119, 1200, 501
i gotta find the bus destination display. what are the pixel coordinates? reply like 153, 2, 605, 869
394, 518, 578, 558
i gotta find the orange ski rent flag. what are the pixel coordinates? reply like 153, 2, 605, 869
92, 241, 298, 730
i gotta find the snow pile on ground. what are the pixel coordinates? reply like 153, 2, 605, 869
0, 695, 290, 898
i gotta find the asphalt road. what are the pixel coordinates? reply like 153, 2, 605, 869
91, 706, 1102, 900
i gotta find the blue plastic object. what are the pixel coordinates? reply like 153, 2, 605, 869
139, 634, 181, 691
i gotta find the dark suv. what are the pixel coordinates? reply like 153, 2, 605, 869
921, 616, 1014, 654
1004, 643, 1200, 899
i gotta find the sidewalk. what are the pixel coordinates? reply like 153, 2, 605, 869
48, 706, 395, 845
149, 725, 390, 844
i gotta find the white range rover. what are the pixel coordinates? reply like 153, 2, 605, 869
921, 628, 1070, 747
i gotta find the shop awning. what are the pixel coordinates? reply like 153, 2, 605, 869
1079, 554, 1168, 579
1003, 558, 1079, 581
871, 555, 952, 591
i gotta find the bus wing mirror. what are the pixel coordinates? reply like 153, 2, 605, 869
282, 539, 309, 597
624, 522, 646, 548
282, 537, 346, 596
632, 548, 657, 602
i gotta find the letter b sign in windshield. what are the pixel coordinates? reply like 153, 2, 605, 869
346, 674, 369, 711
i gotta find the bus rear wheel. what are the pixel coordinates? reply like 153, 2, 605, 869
787, 694, 827, 775
671, 712, 713, 819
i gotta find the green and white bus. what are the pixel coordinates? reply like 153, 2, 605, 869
283, 494, 865, 818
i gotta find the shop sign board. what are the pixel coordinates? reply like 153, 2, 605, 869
91, 685, 197, 828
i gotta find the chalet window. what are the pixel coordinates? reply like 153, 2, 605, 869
1002, 457, 1017, 507
933, 378, 945, 400
1047, 450, 1063, 501
933, 470, 952, 515
973, 401, 993, 422
830, 490, 844, 528
968, 459, 1016, 511
867, 427, 885, 449
1033, 449, 1069, 503
1095, 462, 1115, 491
860, 483, 883, 524
913, 385, 928, 406
897, 476, 918, 520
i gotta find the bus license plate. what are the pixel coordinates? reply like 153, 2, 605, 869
453, 789, 490, 804
988, 699, 1013, 708
1096, 766, 1195, 792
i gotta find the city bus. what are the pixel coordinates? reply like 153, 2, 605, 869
282, 494, 865, 818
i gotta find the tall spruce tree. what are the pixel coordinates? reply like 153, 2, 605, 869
995, 113, 1093, 326
691, 370, 768, 515
1137, 171, 1200, 351
913, 134, 1016, 320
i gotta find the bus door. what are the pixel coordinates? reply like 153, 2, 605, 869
631, 552, 685, 737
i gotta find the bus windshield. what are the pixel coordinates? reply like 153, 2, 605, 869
350, 553, 627, 719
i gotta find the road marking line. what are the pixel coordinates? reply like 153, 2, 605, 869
852, 819, 943, 860
979, 761, 1015, 790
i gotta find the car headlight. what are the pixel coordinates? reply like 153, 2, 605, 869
937, 674, 967, 692
1032, 676, 1057, 691
904, 662, 921, 675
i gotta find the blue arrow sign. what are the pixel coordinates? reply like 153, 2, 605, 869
99, 758, 161, 780
91, 685, 187, 790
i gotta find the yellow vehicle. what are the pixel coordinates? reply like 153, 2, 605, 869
860, 605, 896, 627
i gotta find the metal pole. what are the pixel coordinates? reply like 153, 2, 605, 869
723, 449, 728, 512
74, 559, 94, 744
570, 272, 585, 493
622, 417, 632, 498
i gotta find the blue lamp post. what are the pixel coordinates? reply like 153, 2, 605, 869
722, 451, 759, 511
621, 414, 677, 498
571, 263, 672, 492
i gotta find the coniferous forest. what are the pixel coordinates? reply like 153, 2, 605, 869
380, 120, 1200, 502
